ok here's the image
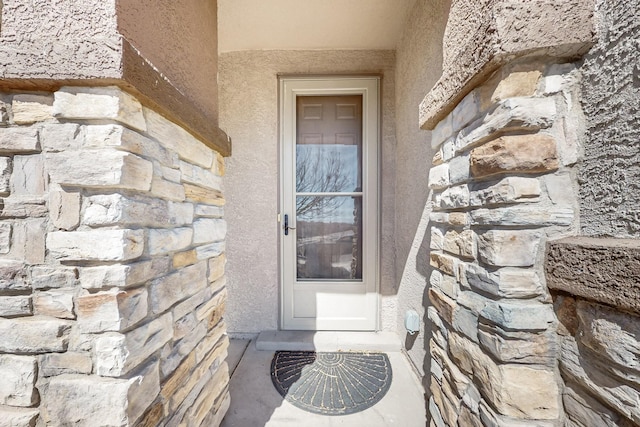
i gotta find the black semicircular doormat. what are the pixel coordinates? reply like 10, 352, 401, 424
270, 351, 392, 416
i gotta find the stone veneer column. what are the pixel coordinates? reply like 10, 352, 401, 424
0, 87, 229, 426
426, 59, 583, 426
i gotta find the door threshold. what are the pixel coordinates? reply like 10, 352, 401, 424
255, 330, 401, 352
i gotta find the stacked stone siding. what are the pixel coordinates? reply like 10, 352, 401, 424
427, 59, 582, 426
0, 87, 229, 426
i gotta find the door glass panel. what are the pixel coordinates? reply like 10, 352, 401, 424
296, 95, 363, 193
296, 195, 362, 280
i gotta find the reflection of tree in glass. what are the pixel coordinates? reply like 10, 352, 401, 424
296, 148, 349, 219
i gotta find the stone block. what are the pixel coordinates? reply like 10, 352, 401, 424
196, 288, 228, 323
0, 316, 71, 353
77, 287, 147, 332
428, 164, 449, 189
443, 229, 476, 260
0, 296, 32, 317
469, 176, 540, 207
173, 249, 198, 269
430, 270, 458, 300
577, 301, 640, 378
563, 381, 626, 427
0, 157, 10, 195
40, 123, 82, 152
53, 87, 146, 132
195, 322, 227, 364
448, 154, 470, 184
560, 338, 640, 425
184, 183, 224, 204
180, 160, 223, 191
477, 230, 541, 267
47, 150, 151, 191
8, 219, 46, 264
208, 254, 226, 283
12, 94, 54, 124
44, 363, 159, 426
439, 185, 469, 209
439, 140, 454, 163
33, 290, 75, 319
480, 300, 555, 331
150, 177, 186, 202
455, 97, 556, 153
452, 90, 480, 132
0, 223, 10, 254
40, 352, 92, 377
49, 190, 80, 230
470, 134, 559, 179
148, 227, 193, 256
471, 207, 573, 227
95, 315, 172, 377
449, 333, 559, 419
0, 196, 47, 219
479, 401, 556, 427
0, 127, 40, 153
543, 63, 578, 95
196, 242, 225, 260
546, 238, 640, 314
193, 218, 227, 244
479, 323, 557, 365
430, 226, 444, 251
431, 114, 453, 149
82, 194, 192, 228
479, 68, 543, 110
79, 258, 169, 290
0, 355, 37, 407
143, 106, 214, 169
430, 252, 458, 277
0, 406, 39, 427
149, 261, 207, 315
48, 229, 144, 262
173, 288, 212, 325
464, 264, 543, 299
31, 266, 77, 290
83, 125, 178, 167
452, 304, 479, 343
543, 172, 574, 206
0, 261, 29, 291
428, 288, 455, 325
11, 155, 46, 196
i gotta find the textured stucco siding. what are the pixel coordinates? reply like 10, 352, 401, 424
219, 50, 396, 335
579, 0, 640, 237
117, 0, 219, 125
394, 0, 450, 377
0, 0, 122, 79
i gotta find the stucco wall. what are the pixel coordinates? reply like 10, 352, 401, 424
394, 0, 450, 376
219, 50, 396, 335
579, 0, 640, 237
117, 0, 219, 125
0, 0, 122, 79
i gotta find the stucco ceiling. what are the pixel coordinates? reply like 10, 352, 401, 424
218, 0, 417, 53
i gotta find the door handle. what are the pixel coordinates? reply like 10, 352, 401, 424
284, 214, 295, 235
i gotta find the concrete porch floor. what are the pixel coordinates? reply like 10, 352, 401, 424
221, 332, 427, 427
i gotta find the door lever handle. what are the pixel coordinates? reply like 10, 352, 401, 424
284, 214, 295, 235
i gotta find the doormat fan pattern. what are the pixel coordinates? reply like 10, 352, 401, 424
270, 351, 392, 416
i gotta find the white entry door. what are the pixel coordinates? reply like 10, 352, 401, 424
280, 77, 379, 331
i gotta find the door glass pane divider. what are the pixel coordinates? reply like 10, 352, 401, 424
295, 192, 363, 197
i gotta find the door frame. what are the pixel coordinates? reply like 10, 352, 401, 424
278, 75, 381, 331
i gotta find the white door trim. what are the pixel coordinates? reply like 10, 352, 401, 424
279, 76, 380, 331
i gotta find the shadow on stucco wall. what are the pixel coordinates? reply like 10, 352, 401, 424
393, 0, 451, 418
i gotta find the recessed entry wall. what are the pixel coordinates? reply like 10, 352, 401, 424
219, 50, 396, 335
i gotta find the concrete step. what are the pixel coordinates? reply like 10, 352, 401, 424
255, 330, 401, 352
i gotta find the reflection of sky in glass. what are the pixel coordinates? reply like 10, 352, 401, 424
296, 144, 359, 193
297, 196, 357, 223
